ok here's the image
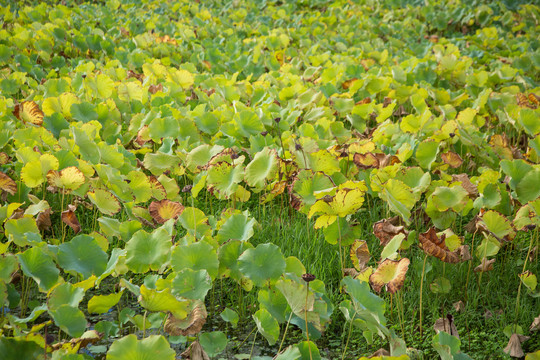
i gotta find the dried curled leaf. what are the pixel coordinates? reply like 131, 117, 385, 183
504, 333, 530, 358
530, 315, 540, 332
441, 151, 463, 168
419, 228, 466, 263
369, 258, 410, 294
62, 204, 81, 234
13, 101, 44, 126
0, 172, 17, 195
434, 315, 459, 338
37, 208, 52, 232
180, 340, 209, 360
474, 258, 495, 272
149, 199, 184, 224
373, 217, 408, 246
353, 152, 399, 169
0, 152, 10, 165
453, 301, 465, 313
164, 302, 207, 336
452, 174, 478, 197
51, 330, 102, 351
350, 240, 370, 271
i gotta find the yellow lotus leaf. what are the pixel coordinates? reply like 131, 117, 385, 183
369, 258, 410, 294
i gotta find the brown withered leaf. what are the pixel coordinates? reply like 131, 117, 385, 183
474, 258, 495, 272
434, 315, 459, 338
148, 83, 163, 94
13, 101, 44, 126
149, 199, 184, 224
62, 204, 81, 234
464, 215, 480, 234
0, 172, 17, 195
343, 268, 360, 278
452, 174, 478, 197
453, 300, 465, 313
369, 258, 410, 294
503, 333, 529, 358
441, 151, 463, 168
165, 302, 207, 336
373, 217, 408, 246
393, 105, 409, 117
37, 208, 52, 232
350, 240, 370, 271
180, 340, 209, 360
341, 78, 358, 90
135, 125, 150, 146
356, 97, 371, 105
419, 227, 465, 263
51, 330, 102, 351
530, 315, 540, 332
353, 152, 399, 170
369, 348, 390, 357
0, 152, 10, 165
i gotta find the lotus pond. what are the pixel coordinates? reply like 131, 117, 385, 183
0, 0, 539, 359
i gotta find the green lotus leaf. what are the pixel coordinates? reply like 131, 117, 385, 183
57, 234, 108, 279
49, 304, 87, 338
415, 140, 439, 170
276, 278, 314, 317
519, 108, 540, 136
0, 254, 17, 282
48, 282, 85, 311
341, 276, 386, 327
125, 227, 172, 274
479, 211, 515, 241
235, 110, 264, 138
514, 199, 540, 230
0, 338, 45, 360
88, 291, 124, 314
85, 73, 115, 99
71, 102, 98, 123
4, 216, 42, 247
217, 212, 257, 243
72, 126, 101, 164
207, 162, 244, 198
516, 169, 540, 204
238, 243, 286, 287
87, 189, 121, 216
475, 236, 501, 258
258, 286, 289, 323
253, 308, 280, 345
244, 147, 278, 189
127, 171, 152, 203
18, 246, 60, 292
500, 159, 532, 190
274, 346, 303, 360
143, 152, 180, 176
178, 207, 212, 238
218, 240, 254, 280
106, 334, 175, 360
220, 307, 239, 328
199, 331, 228, 357
431, 186, 469, 212
148, 116, 180, 142
186, 144, 224, 172
171, 240, 219, 279
171, 269, 212, 301
430, 277, 451, 294
139, 285, 189, 319
519, 271, 537, 292
379, 179, 416, 223
473, 183, 501, 209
